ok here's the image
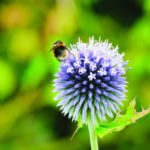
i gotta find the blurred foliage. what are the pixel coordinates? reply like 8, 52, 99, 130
0, 60, 16, 100
0, 0, 150, 150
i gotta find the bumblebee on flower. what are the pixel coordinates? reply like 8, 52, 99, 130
53, 37, 129, 125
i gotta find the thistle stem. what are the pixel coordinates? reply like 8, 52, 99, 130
88, 115, 99, 150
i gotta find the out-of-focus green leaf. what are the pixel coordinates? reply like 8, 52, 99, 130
96, 99, 150, 138
143, 0, 150, 14
21, 54, 48, 90
0, 60, 16, 101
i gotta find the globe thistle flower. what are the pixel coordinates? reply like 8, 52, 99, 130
53, 37, 129, 124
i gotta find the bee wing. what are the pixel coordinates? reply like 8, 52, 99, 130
66, 47, 71, 52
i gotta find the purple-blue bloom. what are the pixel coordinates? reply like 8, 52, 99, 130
53, 37, 129, 124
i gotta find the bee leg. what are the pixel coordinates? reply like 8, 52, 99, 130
67, 48, 79, 59
58, 58, 67, 62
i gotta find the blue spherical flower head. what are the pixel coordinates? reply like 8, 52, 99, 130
53, 37, 129, 124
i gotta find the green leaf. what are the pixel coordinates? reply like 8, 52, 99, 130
96, 99, 150, 138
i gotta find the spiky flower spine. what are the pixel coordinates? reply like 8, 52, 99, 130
53, 37, 129, 124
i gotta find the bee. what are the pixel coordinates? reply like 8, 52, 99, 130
50, 40, 71, 62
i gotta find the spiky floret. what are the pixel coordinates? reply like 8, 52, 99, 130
53, 37, 129, 124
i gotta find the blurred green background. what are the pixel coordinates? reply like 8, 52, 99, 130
0, 0, 150, 150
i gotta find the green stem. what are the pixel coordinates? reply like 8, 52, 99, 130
88, 115, 99, 150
